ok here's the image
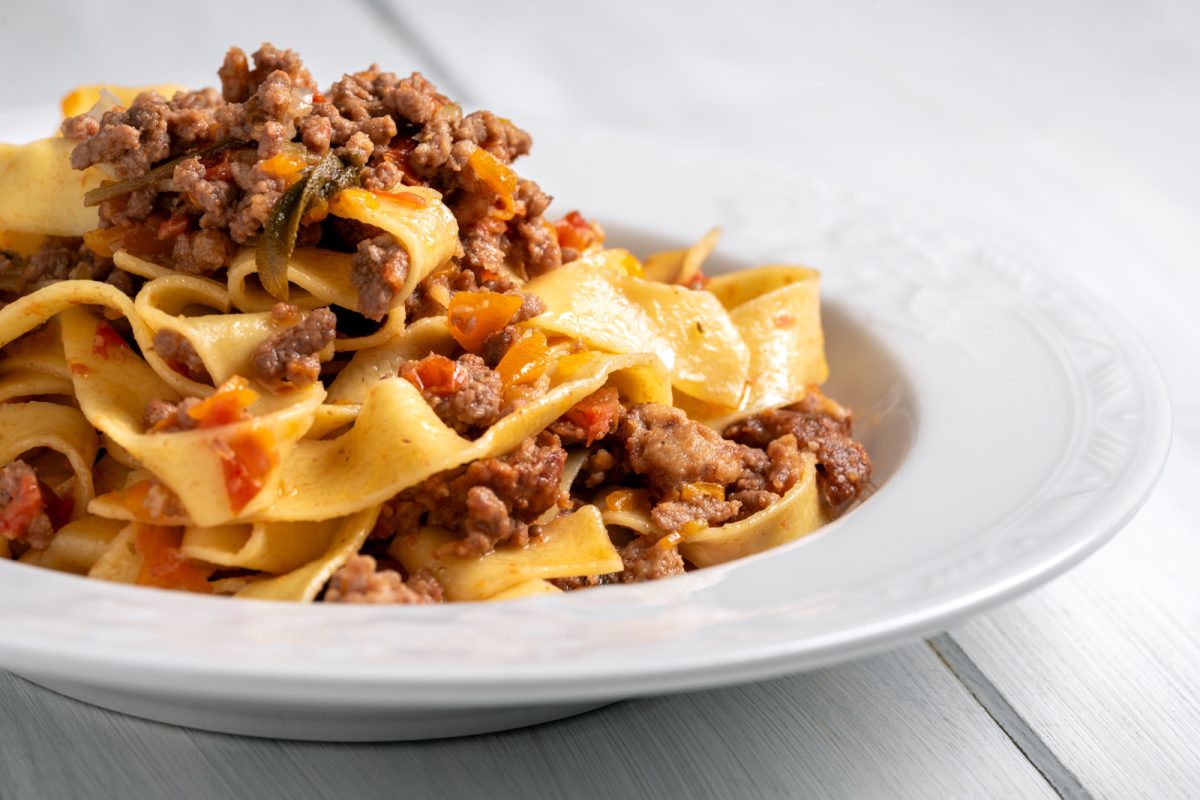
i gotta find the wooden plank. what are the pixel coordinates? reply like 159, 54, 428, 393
0, 644, 1056, 800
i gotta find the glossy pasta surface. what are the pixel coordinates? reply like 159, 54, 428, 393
0, 45, 871, 603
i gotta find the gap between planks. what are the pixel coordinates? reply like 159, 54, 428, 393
927, 634, 1094, 800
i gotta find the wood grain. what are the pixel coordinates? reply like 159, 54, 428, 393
0, 644, 1056, 800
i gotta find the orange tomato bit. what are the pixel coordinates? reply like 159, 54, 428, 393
496, 329, 549, 389
212, 428, 276, 514
467, 147, 518, 220
400, 354, 463, 397
91, 321, 129, 359
185, 376, 259, 429
554, 210, 600, 251
563, 386, 622, 446
447, 291, 524, 353
135, 525, 212, 594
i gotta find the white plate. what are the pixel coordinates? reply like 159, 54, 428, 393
0, 115, 1171, 741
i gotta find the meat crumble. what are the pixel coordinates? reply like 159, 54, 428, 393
60, 43, 575, 319
376, 433, 567, 556
324, 555, 443, 604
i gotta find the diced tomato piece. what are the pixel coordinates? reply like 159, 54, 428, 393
0, 471, 44, 539
135, 525, 212, 593
563, 386, 621, 446
213, 428, 276, 513
495, 329, 549, 389
400, 354, 463, 397
447, 291, 524, 353
91, 321, 129, 358
555, 210, 599, 252
467, 148, 517, 220
186, 376, 258, 429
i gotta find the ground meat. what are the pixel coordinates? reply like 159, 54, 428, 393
384, 433, 567, 556
724, 398, 872, 508
352, 234, 409, 320
251, 305, 337, 391
620, 404, 746, 496
170, 229, 236, 274
105, 268, 139, 296
0, 461, 54, 549
650, 492, 742, 533
152, 329, 211, 383
60, 114, 99, 141
549, 574, 610, 591
62, 43, 567, 301
617, 534, 686, 583
398, 353, 502, 436
324, 555, 443, 604
173, 156, 235, 229
143, 397, 200, 432
19, 237, 114, 287
580, 447, 623, 489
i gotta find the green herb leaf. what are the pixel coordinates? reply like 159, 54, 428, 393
83, 139, 240, 207
255, 153, 360, 301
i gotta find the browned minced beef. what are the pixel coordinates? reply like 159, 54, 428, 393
552, 531, 689, 588
399, 352, 502, 436
621, 404, 746, 494
251, 304, 337, 390
575, 403, 813, 533
617, 533, 687, 583
152, 329, 212, 383
724, 395, 872, 508
351, 234, 409, 320
143, 397, 200, 432
62, 43, 566, 299
0, 461, 54, 549
324, 555, 443, 604
381, 433, 566, 556
3, 237, 133, 294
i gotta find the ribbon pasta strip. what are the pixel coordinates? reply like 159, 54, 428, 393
0, 57, 871, 604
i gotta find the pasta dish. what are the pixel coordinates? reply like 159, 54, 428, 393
0, 45, 870, 603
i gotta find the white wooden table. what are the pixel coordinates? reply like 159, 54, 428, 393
2, 2, 1197, 797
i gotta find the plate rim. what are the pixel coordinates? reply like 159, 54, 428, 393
0, 118, 1174, 706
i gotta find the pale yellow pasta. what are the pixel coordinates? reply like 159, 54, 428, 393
60, 307, 324, 525
0, 400, 98, 516
679, 453, 826, 567
19, 515, 125, 574
391, 506, 622, 601
180, 518, 342, 574
0, 138, 105, 236
525, 250, 749, 406
265, 351, 669, 522
235, 507, 380, 602
0, 70, 865, 604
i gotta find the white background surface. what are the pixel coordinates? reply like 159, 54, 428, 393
1, 1, 1196, 797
